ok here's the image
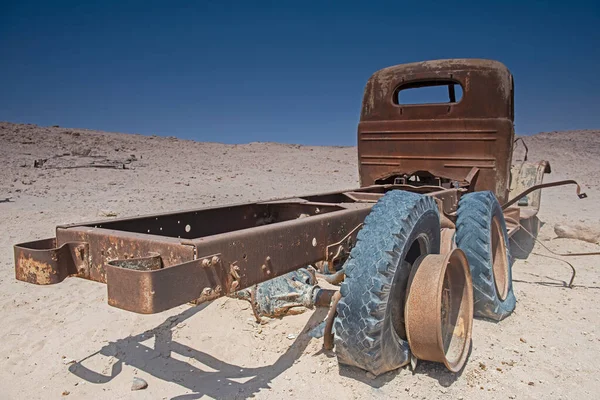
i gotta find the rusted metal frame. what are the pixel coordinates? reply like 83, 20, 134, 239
104, 206, 372, 313
55, 226, 197, 283
15, 186, 460, 314
11, 188, 383, 288
14, 238, 88, 285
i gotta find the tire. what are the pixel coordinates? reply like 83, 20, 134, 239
334, 190, 440, 376
456, 191, 516, 321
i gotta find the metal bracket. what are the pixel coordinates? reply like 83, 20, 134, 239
14, 238, 89, 284
105, 253, 226, 313
325, 223, 363, 266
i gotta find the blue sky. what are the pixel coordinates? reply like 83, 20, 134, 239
1, 1, 599, 145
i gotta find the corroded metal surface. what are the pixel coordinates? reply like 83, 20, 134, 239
106, 253, 225, 313
404, 249, 473, 372
56, 227, 195, 283
13, 186, 469, 314
358, 59, 515, 203
14, 238, 88, 284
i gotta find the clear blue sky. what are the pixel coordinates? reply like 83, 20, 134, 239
1, 1, 599, 145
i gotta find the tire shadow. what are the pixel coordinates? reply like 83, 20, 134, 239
510, 216, 544, 259
337, 343, 470, 389
69, 304, 327, 399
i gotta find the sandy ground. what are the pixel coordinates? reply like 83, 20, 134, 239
1, 121, 599, 399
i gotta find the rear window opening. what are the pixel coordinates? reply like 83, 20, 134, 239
394, 81, 463, 105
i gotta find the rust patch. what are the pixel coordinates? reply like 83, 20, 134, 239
14, 238, 88, 285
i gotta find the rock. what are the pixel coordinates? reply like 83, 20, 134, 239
131, 377, 148, 391
286, 333, 296, 340
554, 223, 600, 244
98, 210, 118, 217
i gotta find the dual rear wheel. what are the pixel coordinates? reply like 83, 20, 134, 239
333, 190, 515, 375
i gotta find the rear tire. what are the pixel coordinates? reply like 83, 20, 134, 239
334, 190, 440, 375
456, 191, 516, 321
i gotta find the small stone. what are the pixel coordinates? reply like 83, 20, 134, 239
286, 334, 296, 340
62, 391, 70, 396
131, 377, 148, 391
310, 369, 316, 374
365, 371, 376, 379
528, 381, 535, 386
520, 337, 527, 343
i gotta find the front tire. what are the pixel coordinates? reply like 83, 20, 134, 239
334, 190, 440, 376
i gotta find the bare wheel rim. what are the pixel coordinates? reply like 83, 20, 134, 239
404, 249, 473, 372
491, 216, 509, 301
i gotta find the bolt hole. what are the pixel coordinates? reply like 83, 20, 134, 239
243, 254, 247, 260
312, 238, 317, 247
185, 224, 191, 233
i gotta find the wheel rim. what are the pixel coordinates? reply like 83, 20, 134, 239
491, 216, 509, 300
404, 249, 473, 372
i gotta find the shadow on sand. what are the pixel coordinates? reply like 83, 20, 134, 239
70, 304, 327, 399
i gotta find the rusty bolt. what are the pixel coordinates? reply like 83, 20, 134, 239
201, 259, 210, 268
261, 264, 272, 275
211, 256, 220, 265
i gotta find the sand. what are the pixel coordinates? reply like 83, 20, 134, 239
1, 121, 599, 399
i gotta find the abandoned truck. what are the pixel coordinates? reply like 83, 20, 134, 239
14, 59, 586, 376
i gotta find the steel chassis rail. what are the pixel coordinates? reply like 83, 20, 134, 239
15, 185, 467, 313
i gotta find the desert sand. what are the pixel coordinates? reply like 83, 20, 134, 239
1, 121, 599, 399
